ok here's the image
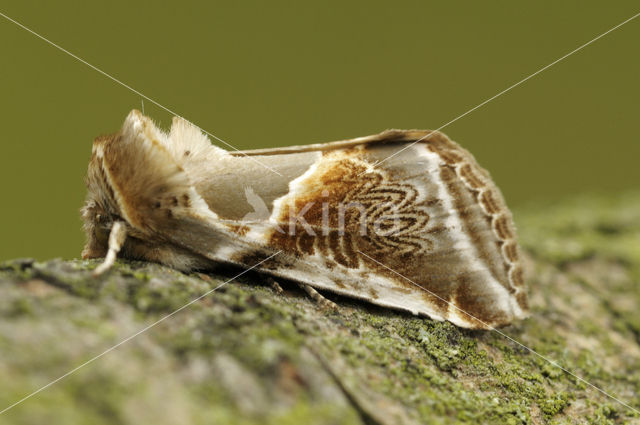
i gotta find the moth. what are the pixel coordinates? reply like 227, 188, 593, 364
82, 110, 528, 329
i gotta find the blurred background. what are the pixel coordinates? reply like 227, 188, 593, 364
1, 1, 638, 261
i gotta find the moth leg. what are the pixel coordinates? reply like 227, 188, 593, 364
196, 273, 214, 283
264, 276, 284, 295
93, 221, 127, 276
298, 283, 338, 310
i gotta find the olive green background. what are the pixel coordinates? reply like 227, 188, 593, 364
1, 1, 639, 261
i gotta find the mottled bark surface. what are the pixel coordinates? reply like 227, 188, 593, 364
1, 193, 640, 424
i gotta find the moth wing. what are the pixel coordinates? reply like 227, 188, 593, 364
231, 129, 435, 156
103, 112, 527, 329
216, 130, 528, 329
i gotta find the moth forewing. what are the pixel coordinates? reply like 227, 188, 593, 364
82, 110, 528, 329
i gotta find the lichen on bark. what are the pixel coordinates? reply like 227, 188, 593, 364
1, 192, 640, 424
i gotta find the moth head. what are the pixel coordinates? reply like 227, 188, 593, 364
81, 199, 119, 259
81, 110, 213, 274
81, 127, 136, 275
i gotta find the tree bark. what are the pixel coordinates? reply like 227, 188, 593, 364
1, 192, 639, 424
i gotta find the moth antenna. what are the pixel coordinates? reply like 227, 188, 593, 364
93, 221, 127, 276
